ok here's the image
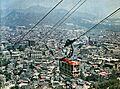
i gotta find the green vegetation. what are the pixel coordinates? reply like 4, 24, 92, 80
85, 74, 99, 82
55, 85, 64, 89
10, 86, 19, 89
89, 79, 120, 89
97, 79, 120, 89
89, 70, 120, 89
0, 79, 2, 89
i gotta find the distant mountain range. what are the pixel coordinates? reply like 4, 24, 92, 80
0, 5, 120, 31
0, 6, 96, 27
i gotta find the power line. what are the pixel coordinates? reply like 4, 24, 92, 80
13, 0, 63, 46
39, 0, 87, 43
64, 7, 120, 47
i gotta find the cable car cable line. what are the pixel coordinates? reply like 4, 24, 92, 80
64, 7, 120, 48
13, 0, 63, 47
62, 7, 120, 58
37, 0, 87, 43
39, 0, 82, 39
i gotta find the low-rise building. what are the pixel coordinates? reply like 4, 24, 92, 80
59, 58, 80, 78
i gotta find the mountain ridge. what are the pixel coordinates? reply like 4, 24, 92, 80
1, 5, 119, 31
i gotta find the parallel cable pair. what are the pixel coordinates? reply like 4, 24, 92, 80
39, 0, 87, 43
13, 0, 63, 47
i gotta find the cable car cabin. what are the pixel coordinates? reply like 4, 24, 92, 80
59, 58, 80, 78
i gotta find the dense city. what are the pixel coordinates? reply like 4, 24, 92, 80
0, 0, 120, 89
0, 22, 120, 89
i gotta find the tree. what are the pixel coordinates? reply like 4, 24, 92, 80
80, 70, 86, 80
55, 85, 64, 89
0, 80, 2, 89
85, 74, 99, 82
10, 86, 19, 89
93, 79, 120, 89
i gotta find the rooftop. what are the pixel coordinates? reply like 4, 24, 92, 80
61, 58, 80, 65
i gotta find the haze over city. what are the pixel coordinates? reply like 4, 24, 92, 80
0, 0, 120, 89
1, 0, 120, 18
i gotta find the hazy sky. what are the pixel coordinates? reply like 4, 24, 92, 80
1, 0, 120, 18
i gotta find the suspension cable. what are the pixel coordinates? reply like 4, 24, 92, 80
13, 0, 63, 46
64, 7, 120, 47
38, 0, 87, 43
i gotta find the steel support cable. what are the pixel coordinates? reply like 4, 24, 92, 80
33, 0, 82, 42
38, 0, 87, 43
13, 0, 63, 46
64, 7, 120, 47
62, 8, 120, 58
38, 0, 82, 41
